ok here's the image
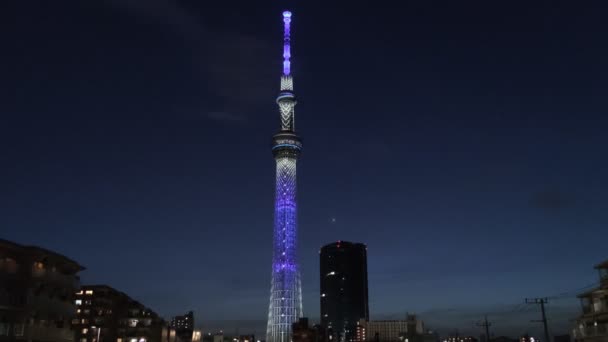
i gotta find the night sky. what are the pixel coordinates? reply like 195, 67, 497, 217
2, 0, 608, 337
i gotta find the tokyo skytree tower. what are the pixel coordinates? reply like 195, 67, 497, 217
266, 10, 303, 342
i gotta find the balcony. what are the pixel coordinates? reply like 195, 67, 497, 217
601, 270, 608, 287
574, 323, 608, 338
27, 323, 75, 342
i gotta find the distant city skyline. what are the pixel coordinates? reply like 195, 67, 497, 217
2, 0, 608, 339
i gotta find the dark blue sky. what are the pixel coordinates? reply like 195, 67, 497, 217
2, 0, 608, 337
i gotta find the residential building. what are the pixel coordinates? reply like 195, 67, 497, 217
572, 259, 608, 341
0, 239, 84, 342
72, 284, 175, 342
320, 242, 369, 342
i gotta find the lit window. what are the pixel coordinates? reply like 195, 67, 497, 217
76, 290, 84, 295
82, 328, 88, 334
33, 262, 44, 269
75, 300, 82, 305
85, 290, 94, 295
327, 271, 335, 276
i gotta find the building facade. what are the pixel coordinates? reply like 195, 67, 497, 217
447, 337, 477, 342
170, 311, 194, 342
266, 10, 304, 342
0, 239, 84, 342
320, 242, 369, 342
572, 260, 608, 341
355, 316, 427, 342
72, 285, 175, 342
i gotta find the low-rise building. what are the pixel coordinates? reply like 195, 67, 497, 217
572, 260, 608, 341
0, 239, 84, 342
72, 284, 175, 342
355, 315, 431, 342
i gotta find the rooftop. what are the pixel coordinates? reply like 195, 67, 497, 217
595, 259, 608, 269
0, 238, 85, 272
577, 287, 606, 298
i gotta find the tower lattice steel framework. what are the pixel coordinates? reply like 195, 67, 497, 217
266, 10, 303, 342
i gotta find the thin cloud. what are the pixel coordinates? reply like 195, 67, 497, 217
106, 0, 276, 124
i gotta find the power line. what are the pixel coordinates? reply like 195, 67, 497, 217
547, 282, 598, 300
525, 298, 550, 342
476, 316, 492, 342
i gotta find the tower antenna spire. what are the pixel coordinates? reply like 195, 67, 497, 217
282, 11, 292, 76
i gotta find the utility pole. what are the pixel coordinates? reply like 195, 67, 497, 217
525, 298, 550, 342
476, 316, 492, 342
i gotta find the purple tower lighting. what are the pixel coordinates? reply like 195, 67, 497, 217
282, 11, 291, 75
266, 10, 303, 342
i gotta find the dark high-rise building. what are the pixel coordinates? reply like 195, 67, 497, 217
320, 241, 369, 342
0, 239, 84, 342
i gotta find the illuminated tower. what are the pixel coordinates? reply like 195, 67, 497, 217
266, 10, 303, 342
